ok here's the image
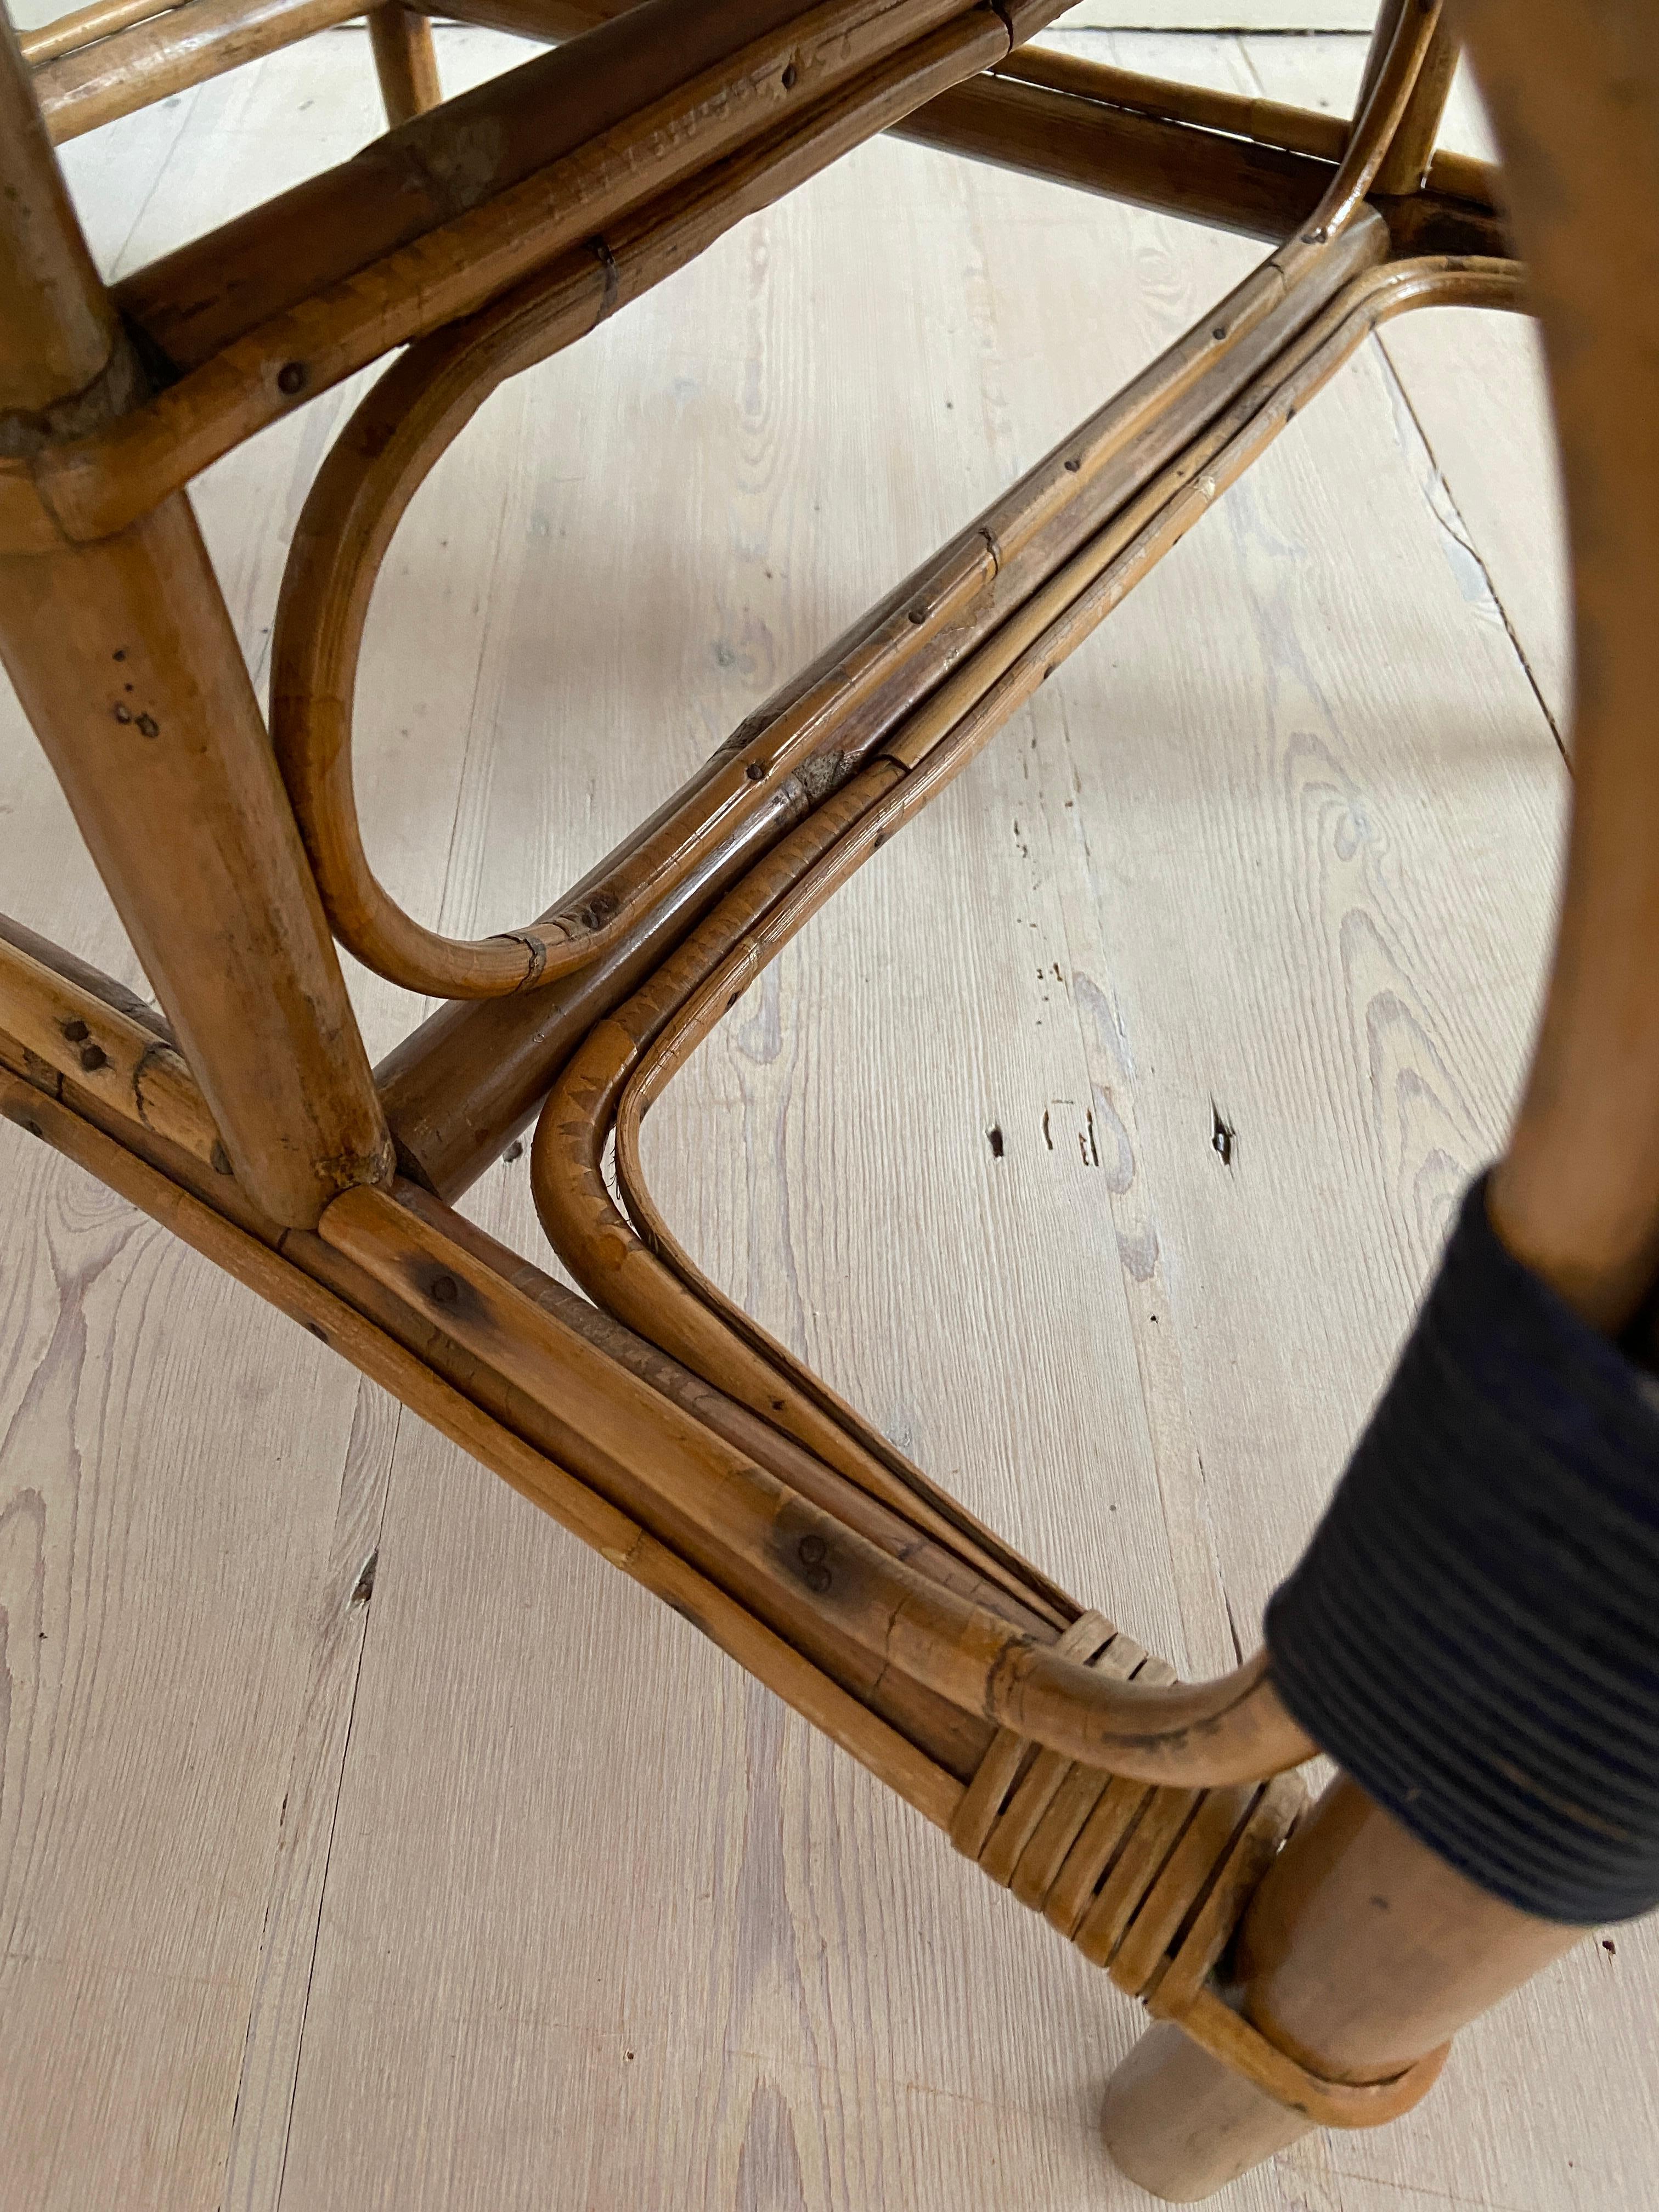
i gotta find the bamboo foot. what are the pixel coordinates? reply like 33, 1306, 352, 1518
1102, 2022, 1311, 2203
1102, 1776, 1584, 2202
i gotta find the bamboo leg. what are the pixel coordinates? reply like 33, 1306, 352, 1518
0, 28, 391, 1226
1113, 4, 1659, 2192
1102, 2027, 1309, 2202
0, 497, 394, 1226
368, 2, 441, 125
1459, 0, 1659, 1332
0, 14, 119, 411
1103, 1776, 1583, 2201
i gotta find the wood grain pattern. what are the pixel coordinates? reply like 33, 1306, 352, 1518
2, 24, 1650, 2212
1235, 30, 1572, 737
0, 1132, 377, 2211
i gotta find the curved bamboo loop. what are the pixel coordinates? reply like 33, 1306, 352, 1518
267, 13, 1012, 999
270, 263, 605, 998
272, 200, 1387, 1000
530, 250, 1520, 1796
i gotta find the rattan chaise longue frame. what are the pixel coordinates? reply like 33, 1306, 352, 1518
4, 0, 1658, 2197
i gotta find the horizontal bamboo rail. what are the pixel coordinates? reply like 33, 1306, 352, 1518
2, 0, 1040, 550
20, 0, 180, 67
891, 71, 1504, 262
0, 929, 221, 1171
32, 0, 366, 142
896, 68, 1330, 242
0, 911, 172, 1039
111, 0, 999, 369
990, 41, 1498, 211
998, 44, 1352, 164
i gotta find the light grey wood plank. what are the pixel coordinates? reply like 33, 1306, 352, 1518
1234, 32, 1573, 735
0, 1143, 372, 2211
219, 1380, 400, 2212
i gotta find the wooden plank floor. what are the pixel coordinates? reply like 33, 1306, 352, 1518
2, 25, 1649, 2211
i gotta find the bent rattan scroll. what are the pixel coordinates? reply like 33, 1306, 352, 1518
3, 0, 1655, 2199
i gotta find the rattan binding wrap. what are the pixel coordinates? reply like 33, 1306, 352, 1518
954, 1612, 1449, 2128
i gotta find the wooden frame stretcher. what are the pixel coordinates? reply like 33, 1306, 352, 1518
3, 0, 1657, 2198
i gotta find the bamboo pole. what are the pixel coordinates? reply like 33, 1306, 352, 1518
0, 1062, 966, 1831
1372, 15, 1460, 196
0, 495, 394, 1225
1, 22, 391, 1226
33, 0, 371, 144
0, 932, 222, 1171
366, 2, 441, 125
1301, 0, 1443, 240
986, 44, 1497, 212
1355, 0, 1412, 123
0, 14, 121, 414
19, 0, 182, 68
1103, 1780, 1584, 2199
1467, 0, 1659, 1331
995, 46, 1351, 165
895, 72, 1330, 242
0, 911, 172, 1039
4, 0, 1015, 549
